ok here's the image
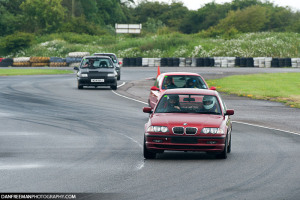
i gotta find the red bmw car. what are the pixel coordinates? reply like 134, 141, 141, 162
148, 72, 215, 109
143, 89, 234, 159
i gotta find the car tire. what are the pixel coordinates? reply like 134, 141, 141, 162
77, 81, 83, 89
111, 85, 117, 90
217, 136, 228, 159
143, 137, 156, 159
227, 134, 231, 153
117, 74, 120, 80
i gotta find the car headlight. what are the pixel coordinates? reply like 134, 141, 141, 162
201, 128, 224, 134
147, 126, 169, 133
107, 73, 116, 77
80, 73, 88, 77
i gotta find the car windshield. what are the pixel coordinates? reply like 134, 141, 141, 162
81, 58, 113, 68
161, 75, 207, 89
94, 54, 117, 63
155, 94, 222, 115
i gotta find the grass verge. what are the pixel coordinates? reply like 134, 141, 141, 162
206, 73, 300, 108
0, 68, 73, 76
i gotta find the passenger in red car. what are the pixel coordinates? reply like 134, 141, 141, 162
185, 78, 197, 88
202, 95, 218, 113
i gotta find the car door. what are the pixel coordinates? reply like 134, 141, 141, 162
149, 75, 163, 108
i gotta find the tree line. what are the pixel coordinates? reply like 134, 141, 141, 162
0, 0, 299, 37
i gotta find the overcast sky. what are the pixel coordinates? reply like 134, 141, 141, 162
144, 0, 300, 11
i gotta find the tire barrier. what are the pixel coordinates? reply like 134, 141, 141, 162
122, 58, 130, 66
292, 58, 300, 68
236, 57, 254, 67
142, 58, 148, 67
160, 58, 168, 67
148, 58, 155, 67
0, 58, 13, 67
66, 57, 82, 64
185, 58, 192, 67
12, 57, 31, 67
271, 58, 279, 67
129, 58, 136, 66
31, 63, 50, 67
5, 55, 300, 68
29, 57, 50, 67
235, 57, 240, 66
13, 62, 31, 67
173, 58, 180, 67
49, 57, 67, 67
68, 52, 90, 58
191, 58, 196, 67
49, 62, 68, 67
179, 58, 185, 67
13, 57, 30, 63
137, 57, 143, 67
154, 58, 161, 67
167, 58, 173, 67
29, 57, 50, 63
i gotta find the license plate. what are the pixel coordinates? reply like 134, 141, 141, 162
91, 79, 104, 83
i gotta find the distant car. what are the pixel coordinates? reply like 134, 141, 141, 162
148, 72, 215, 109
74, 56, 118, 90
93, 53, 121, 80
143, 88, 234, 159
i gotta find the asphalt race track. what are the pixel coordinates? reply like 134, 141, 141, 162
0, 67, 300, 200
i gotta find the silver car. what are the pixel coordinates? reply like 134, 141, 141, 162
93, 53, 121, 80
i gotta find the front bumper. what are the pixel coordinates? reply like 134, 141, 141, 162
77, 77, 117, 86
145, 134, 225, 152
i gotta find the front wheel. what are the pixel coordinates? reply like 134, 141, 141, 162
77, 81, 83, 89
143, 137, 156, 159
217, 136, 228, 159
227, 134, 231, 153
111, 85, 117, 90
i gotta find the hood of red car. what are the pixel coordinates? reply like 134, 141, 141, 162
151, 113, 223, 128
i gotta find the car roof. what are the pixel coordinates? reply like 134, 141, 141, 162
160, 72, 201, 76
163, 88, 218, 96
83, 56, 111, 59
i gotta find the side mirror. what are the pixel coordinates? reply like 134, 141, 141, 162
151, 86, 159, 91
209, 86, 216, 90
74, 67, 79, 71
225, 109, 234, 115
119, 61, 122, 65
143, 107, 153, 113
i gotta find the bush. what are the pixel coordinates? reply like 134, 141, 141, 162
0, 32, 34, 53
60, 16, 108, 36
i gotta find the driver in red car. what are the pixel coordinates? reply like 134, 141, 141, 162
163, 77, 177, 89
166, 95, 181, 112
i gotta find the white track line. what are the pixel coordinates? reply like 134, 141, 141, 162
233, 121, 300, 136
112, 82, 146, 170
113, 82, 300, 136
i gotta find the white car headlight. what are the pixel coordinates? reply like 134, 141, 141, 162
147, 126, 169, 133
107, 73, 116, 77
80, 73, 88, 77
201, 128, 224, 134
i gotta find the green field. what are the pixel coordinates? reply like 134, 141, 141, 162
206, 73, 300, 108
0, 68, 73, 76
